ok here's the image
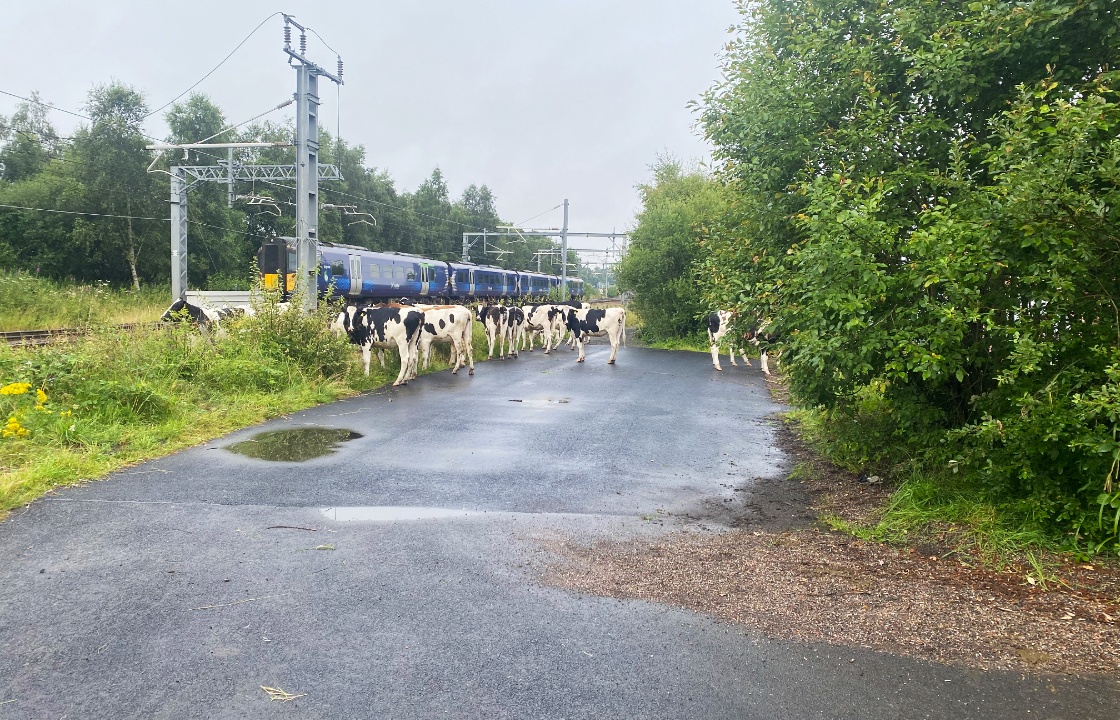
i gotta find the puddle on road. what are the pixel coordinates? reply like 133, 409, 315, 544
321, 506, 479, 522
226, 427, 362, 462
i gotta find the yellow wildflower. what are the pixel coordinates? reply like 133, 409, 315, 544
36, 388, 47, 404
2, 416, 28, 438
0, 382, 31, 395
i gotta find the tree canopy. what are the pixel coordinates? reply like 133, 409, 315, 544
0, 86, 578, 289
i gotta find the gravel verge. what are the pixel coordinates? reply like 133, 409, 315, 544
541, 388, 1120, 676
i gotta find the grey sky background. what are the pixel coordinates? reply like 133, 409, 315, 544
3, 1, 739, 256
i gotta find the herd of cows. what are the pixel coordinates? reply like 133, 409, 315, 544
328, 301, 628, 386
161, 299, 772, 385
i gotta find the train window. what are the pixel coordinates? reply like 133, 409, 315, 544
287, 249, 297, 271
457, 270, 469, 284
393, 266, 405, 280
262, 244, 280, 271
330, 260, 345, 276
407, 269, 416, 281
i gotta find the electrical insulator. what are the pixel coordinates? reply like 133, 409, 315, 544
300, 32, 306, 55
337, 57, 343, 80
283, 23, 291, 48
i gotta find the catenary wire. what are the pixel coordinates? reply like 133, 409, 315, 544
143, 12, 284, 120
0, 203, 167, 221
516, 203, 563, 227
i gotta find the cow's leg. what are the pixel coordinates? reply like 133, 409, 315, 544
710, 338, 723, 371
362, 344, 372, 376
486, 326, 496, 359
448, 336, 462, 374
377, 350, 387, 369
761, 351, 772, 376
463, 324, 475, 375
499, 323, 506, 360
391, 339, 409, 385
739, 348, 752, 367
576, 337, 586, 363
607, 324, 621, 364
420, 336, 433, 371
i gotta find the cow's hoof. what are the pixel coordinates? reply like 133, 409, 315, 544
608, 360, 615, 365
468, 369, 474, 375
714, 366, 723, 371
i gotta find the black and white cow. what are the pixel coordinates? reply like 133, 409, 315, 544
565, 307, 627, 364
331, 305, 424, 385
504, 306, 525, 359
476, 305, 509, 359
554, 300, 589, 348
707, 310, 775, 375
521, 304, 567, 353
161, 299, 248, 331
416, 304, 474, 376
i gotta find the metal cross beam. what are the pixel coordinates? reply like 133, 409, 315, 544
175, 163, 342, 184
462, 217, 628, 299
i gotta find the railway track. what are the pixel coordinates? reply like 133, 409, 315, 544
1, 323, 160, 348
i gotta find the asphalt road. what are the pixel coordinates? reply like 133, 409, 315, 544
1, 342, 1116, 719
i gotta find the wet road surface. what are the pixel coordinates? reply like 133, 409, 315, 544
1, 342, 1116, 719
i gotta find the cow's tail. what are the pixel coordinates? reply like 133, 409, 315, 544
621, 309, 627, 348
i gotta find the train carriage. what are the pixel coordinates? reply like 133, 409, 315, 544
258, 237, 581, 305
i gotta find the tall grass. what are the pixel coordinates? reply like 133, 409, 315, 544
0, 270, 170, 330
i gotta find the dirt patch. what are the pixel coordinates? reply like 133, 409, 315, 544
541, 398, 1120, 676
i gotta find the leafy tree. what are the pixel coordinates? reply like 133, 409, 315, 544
0, 93, 59, 183
617, 157, 725, 341
694, 0, 1120, 539
69, 82, 164, 289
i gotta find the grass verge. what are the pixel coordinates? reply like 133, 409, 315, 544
1, 308, 492, 518
786, 408, 1118, 565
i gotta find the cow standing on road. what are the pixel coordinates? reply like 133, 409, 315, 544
521, 304, 566, 353
504, 307, 525, 359
331, 305, 425, 385
707, 310, 775, 376
416, 304, 475, 376
565, 307, 627, 364
477, 305, 509, 360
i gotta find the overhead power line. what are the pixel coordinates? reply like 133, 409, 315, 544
0, 89, 88, 121
1, 87, 229, 165
191, 98, 294, 145
0, 202, 167, 221
143, 12, 284, 120
516, 203, 563, 227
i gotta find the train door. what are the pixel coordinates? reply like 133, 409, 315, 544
419, 263, 431, 296
348, 255, 363, 297
469, 269, 476, 297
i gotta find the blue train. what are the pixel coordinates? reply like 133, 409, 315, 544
258, 238, 583, 303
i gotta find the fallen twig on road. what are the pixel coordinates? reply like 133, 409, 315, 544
190, 593, 291, 611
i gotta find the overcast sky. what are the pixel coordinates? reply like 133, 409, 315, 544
4, 0, 739, 258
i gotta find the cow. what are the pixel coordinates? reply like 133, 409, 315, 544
331, 305, 424, 385
565, 307, 627, 364
707, 310, 775, 375
161, 299, 248, 331
416, 304, 475, 376
476, 305, 509, 359
504, 306, 526, 359
554, 300, 590, 348
521, 304, 568, 353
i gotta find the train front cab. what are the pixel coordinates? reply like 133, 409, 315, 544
258, 238, 297, 295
